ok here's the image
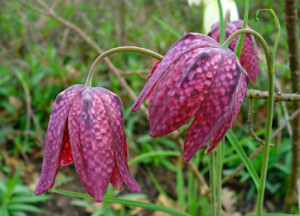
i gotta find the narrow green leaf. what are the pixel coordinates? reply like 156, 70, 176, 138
118, 193, 147, 200
247, 214, 297, 216
234, 0, 249, 58
152, 16, 182, 39
161, 159, 176, 172
176, 163, 185, 211
71, 199, 95, 209
226, 130, 260, 189
128, 151, 180, 165
0, 206, 9, 216
10, 195, 49, 203
147, 169, 175, 208
91, 207, 106, 216
5, 164, 22, 202
7, 203, 41, 213
51, 189, 191, 216
187, 171, 195, 214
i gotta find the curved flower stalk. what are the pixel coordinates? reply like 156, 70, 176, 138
208, 20, 259, 82
131, 33, 249, 161
35, 85, 141, 202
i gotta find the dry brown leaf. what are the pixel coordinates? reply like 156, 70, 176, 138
8, 95, 23, 110
156, 194, 174, 209
65, 65, 81, 82
2, 150, 20, 170
223, 212, 242, 216
222, 187, 237, 213
154, 211, 170, 216
28, 173, 40, 191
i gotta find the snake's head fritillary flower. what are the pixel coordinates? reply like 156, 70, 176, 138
208, 20, 259, 83
35, 85, 141, 202
131, 33, 249, 161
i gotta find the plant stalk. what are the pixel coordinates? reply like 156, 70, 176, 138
85, 46, 163, 87
216, 143, 223, 216
217, 0, 224, 44
215, 2, 224, 214
234, 0, 249, 58
222, 28, 274, 216
209, 152, 216, 216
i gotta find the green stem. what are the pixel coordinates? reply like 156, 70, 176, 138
216, 143, 223, 216
222, 29, 274, 216
226, 130, 260, 189
234, 0, 249, 58
257, 68, 274, 216
85, 46, 163, 87
215, 1, 224, 214
128, 151, 180, 165
217, 0, 225, 44
209, 152, 216, 216
51, 189, 189, 216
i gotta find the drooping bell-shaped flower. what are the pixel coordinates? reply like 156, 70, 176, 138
35, 85, 141, 202
208, 20, 259, 82
131, 33, 249, 161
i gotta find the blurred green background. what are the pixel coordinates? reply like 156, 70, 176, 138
0, 0, 299, 215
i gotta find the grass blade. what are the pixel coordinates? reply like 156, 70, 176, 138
128, 151, 180, 165
176, 163, 185, 211
226, 130, 260, 189
51, 189, 190, 216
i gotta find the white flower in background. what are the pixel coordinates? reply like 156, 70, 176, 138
187, 0, 239, 33
187, 0, 208, 6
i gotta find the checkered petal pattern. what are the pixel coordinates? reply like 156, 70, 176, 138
208, 20, 259, 83
35, 85, 140, 202
131, 33, 249, 160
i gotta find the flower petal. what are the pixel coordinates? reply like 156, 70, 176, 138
60, 121, 73, 166
92, 88, 141, 193
149, 47, 218, 137
34, 84, 85, 196
110, 158, 123, 190
183, 52, 246, 161
145, 61, 160, 103
69, 89, 114, 202
130, 33, 219, 112
208, 20, 259, 83
206, 70, 249, 153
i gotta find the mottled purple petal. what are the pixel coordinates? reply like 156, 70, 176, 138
130, 33, 219, 112
183, 52, 245, 161
149, 47, 219, 137
92, 88, 141, 193
145, 61, 160, 103
206, 70, 249, 153
34, 84, 85, 196
110, 159, 123, 190
208, 20, 259, 83
69, 89, 114, 202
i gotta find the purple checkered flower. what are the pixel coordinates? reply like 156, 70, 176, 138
131, 33, 249, 161
208, 20, 259, 83
35, 85, 141, 202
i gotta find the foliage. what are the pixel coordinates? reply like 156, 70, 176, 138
0, 165, 49, 216
0, 0, 298, 215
